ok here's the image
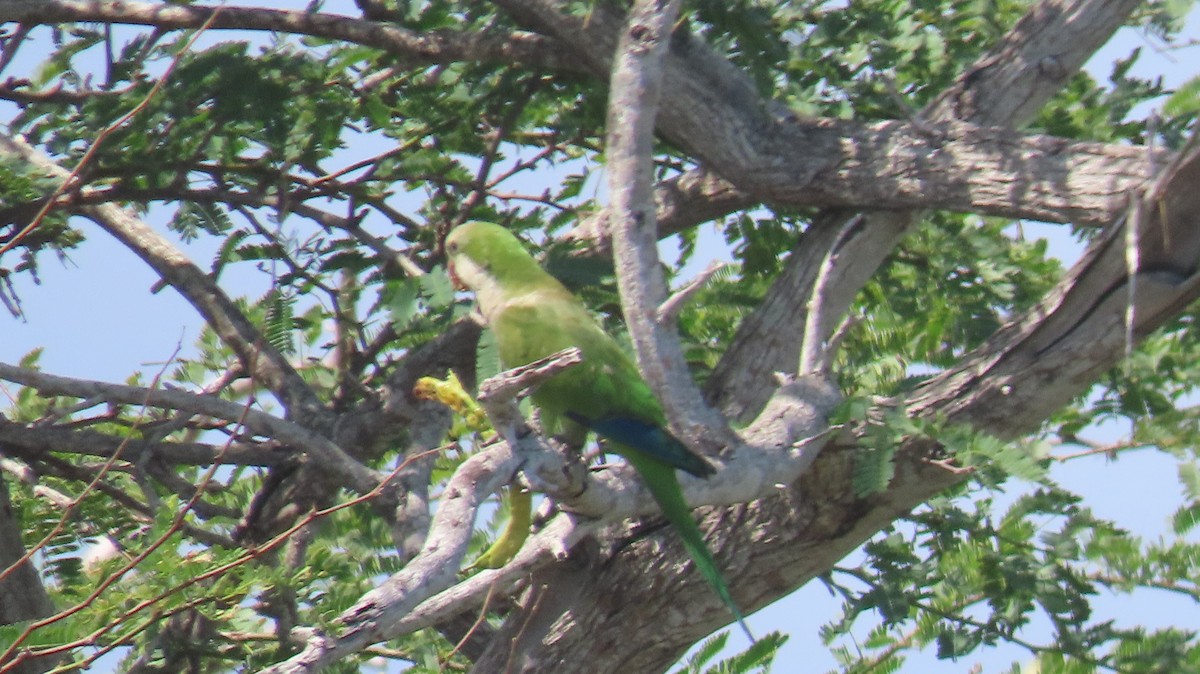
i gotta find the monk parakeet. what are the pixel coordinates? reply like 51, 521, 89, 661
445, 221, 753, 640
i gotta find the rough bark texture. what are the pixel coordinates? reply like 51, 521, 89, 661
706, 0, 1148, 420
0, 0, 1194, 672
470, 144, 1200, 674
467, 0, 1177, 671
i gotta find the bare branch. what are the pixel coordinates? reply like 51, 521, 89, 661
605, 0, 735, 455
707, 0, 1147, 420
0, 363, 381, 494
0, 1, 577, 72
0, 132, 322, 418
261, 441, 523, 673
0, 420, 288, 466
798, 214, 864, 376
657, 261, 725, 325
477, 348, 583, 410
378, 515, 585, 635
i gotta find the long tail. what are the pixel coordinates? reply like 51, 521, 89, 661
627, 453, 756, 642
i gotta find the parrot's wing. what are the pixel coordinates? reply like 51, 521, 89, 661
566, 412, 715, 478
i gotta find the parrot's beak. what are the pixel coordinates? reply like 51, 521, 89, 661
448, 260, 466, 291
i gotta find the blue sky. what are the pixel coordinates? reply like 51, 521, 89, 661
3, 4, 1199, 672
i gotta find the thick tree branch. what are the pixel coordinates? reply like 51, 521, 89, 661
13, 123, 1153, 244
923, 0, 1142, 126
603, 0, 736, 457
258, 440, 522, 674
0, 419, 289, 467
707, 0, 1146, 419
0, 476, 59, 674
910, 136, 1200, 431
0, 0, 577, 72
385, 515, 581, 635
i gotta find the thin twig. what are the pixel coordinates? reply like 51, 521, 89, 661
0, 23, 33, 74
5, 450, 436, 673
656, 261, 725, 325
0, 361, 382, 494
445, 581, 500, 663
0, 7, 223, 257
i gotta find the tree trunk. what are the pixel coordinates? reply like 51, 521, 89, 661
0, 476, 59, 674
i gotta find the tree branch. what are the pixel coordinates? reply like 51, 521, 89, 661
259, 441, 522, 673
0, 419, 289, 466
49, 122, 1158, 235
657, 261, 725, 325
0, 1, 577, 72
0, 363, 381, 495
910, 135, 1200, 432
0, 133, 323, 419
567, 167, 757, 254
706, 0, 1146, 419
604, 0, 736, 456
0, 476, 60, 674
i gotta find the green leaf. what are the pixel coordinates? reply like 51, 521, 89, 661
671, 630, 787, 674
1172, 502, 1200, 535
171, 201, 233, 242
672, 632, 729, 674
1179, 461, 1200, 500
264, 288, 295, 355
1163, 75, 1200, 118
382, 278, 421, 328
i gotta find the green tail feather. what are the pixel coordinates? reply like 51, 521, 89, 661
625, 452, 756, 643
471, 486, 532, 570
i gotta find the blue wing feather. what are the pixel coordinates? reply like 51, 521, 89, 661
565, 412, 716, 478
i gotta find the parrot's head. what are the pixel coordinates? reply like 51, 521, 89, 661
445, 221, 550, 302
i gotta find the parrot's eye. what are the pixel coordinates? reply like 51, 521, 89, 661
446, 241, 459, 253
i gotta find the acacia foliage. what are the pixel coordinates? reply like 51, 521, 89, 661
0, 0, 1199, 673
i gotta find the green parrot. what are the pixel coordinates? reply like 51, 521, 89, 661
445, 221, 753, 641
